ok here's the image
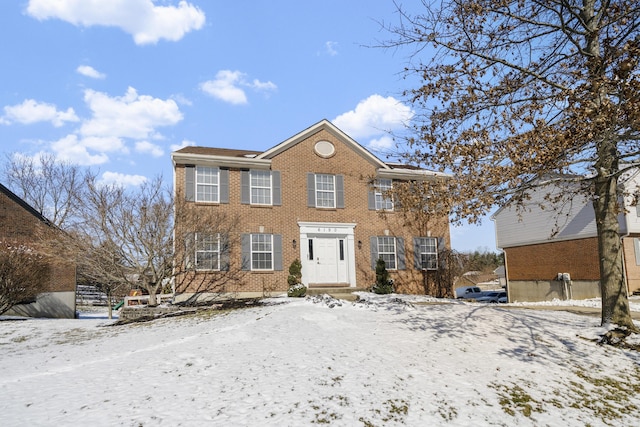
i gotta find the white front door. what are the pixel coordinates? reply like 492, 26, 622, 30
298, 222, 356, 287
314, 237, 338, 283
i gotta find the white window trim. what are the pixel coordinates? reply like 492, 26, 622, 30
315, 174, 336, 208
250, 170, 272, 205
195, 233, 221, 271
378, 236, 397, 270
417, 237, 438, 270
196, 166, 219, 203
375, 179, 394, 211
251, 234, 274, 271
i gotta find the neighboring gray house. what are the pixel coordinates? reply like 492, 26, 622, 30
492, 171, 640, 302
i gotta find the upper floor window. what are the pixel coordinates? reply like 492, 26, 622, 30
374, 179, 394, 211
251, 170, 272, 205
414, 237, 438, 270
307, 173, 344, 208
185, 165, 229, 204
195, 233, 220, 271
241, 170, 281, 206
196, 166, 219, 203
316, 174, 335, 208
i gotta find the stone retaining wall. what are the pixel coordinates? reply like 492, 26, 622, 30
119, 306, 182, 321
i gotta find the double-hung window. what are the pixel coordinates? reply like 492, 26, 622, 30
315, 174, 335, 208
195, 233, 220, 270
307, 173, 344, 208
251, 170, 272, 205
196, 166, 219, 203
241, 170, 280, 206
375, 179, 394, 211
377, 236, 397, 270
251, 234, 273, 270
415, 237, 438, 270
241, 233, 282, 271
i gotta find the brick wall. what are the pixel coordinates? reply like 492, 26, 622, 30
0, 188, 76, 294
505, 237, 600, 281
174, 127, 451, 295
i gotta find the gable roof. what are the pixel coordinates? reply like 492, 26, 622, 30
171, 119, 450, 181
0, 182, 53, 227
258, 119, 390, 169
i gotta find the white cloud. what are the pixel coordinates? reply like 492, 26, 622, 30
367, 135, 395, 151
38, 87, 181, 166
50, 134, 109, 165
200, 70, 277, 105
251, 79, 277, 93
27, 0, 205, 45
77, 65, 106, 79
171, 139, 196, 151
80, 87, 183, 140
135, 140, 164, 157
200, 70, 248, 105
1, 99, 79, 127
99, 171, 148, 187
82, 136, 128, 153
325, 41, 338, 56
333, 94, 414, 140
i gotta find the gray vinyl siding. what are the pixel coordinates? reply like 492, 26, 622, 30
493, 184, 598, 248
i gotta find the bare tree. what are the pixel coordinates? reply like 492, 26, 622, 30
172, 193, 245, 305
73, 176, 174, 308
384, 0, 639, 330
3, 153, 85, 229
0, 242, 49, 315
69, 176, 244, 314
381, 179, 456, 297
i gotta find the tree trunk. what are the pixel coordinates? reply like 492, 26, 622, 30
147, 288, 158, 306
592, 167, 636, 330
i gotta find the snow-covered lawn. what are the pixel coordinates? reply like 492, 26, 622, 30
1, 294, 639, 426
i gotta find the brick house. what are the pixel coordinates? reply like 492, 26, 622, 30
0, 183, 76, 318
171, 119, 451, 300
492, 170, 640, 302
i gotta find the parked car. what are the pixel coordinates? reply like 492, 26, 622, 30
476, 291, 507, 303
498, 294, 508, 303
455, 286, 484, 300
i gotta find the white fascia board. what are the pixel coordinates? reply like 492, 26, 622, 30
376, 168, 451, 181
172, 152, 272, 170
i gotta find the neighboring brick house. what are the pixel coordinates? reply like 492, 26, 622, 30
171, 119, 451, 300
492, 170, 640, 302
0, 183, 76, 318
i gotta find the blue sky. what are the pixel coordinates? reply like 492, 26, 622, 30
0, 0, 496, 253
